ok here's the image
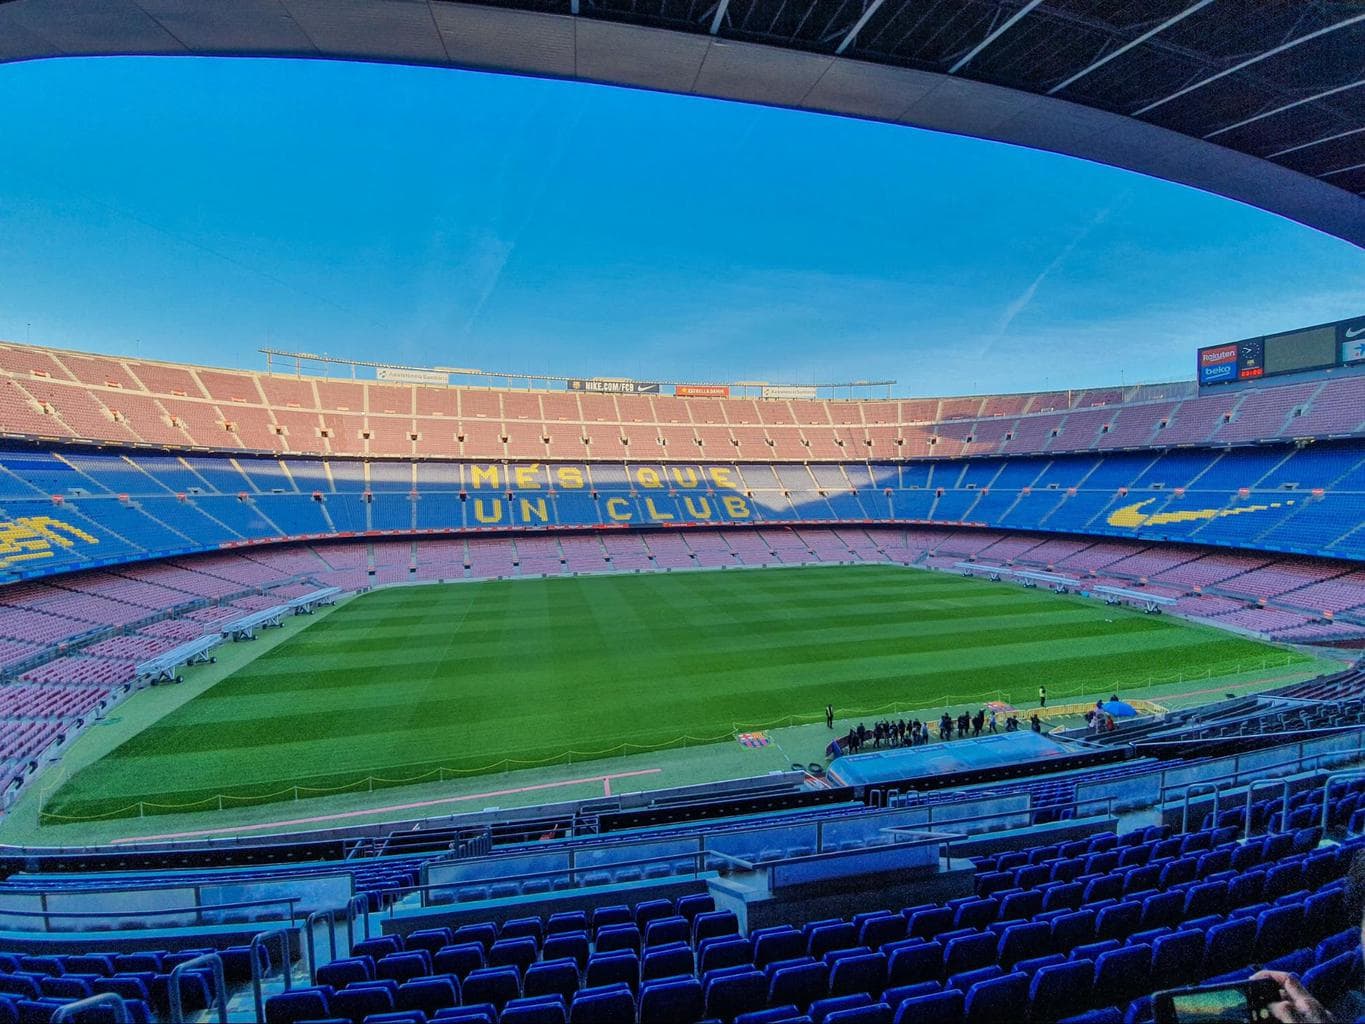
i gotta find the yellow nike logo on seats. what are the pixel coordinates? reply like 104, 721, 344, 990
1106, 498, 1294, 529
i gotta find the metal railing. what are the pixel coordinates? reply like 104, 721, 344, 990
52, 994, 130, 1023
1244, 779, 1291, 838
0, 896, 302, 933
250, 927, 294, 1024
305, 909, 341, 983
168, 952, 228, 1024
1320, 769, 1365, 833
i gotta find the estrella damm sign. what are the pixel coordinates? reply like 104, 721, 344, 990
0, 516, 99, 570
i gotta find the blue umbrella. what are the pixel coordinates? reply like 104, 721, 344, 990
1101, 699, 1138, 718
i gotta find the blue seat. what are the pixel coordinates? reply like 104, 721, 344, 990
586, 951, 639, 993
434, 944, 486, 979
406, 928, 454, 957
639, 976, 703, 1024
829, 952, 886, 998
1095, 902, 1141, 942
1029, 959, 1092, 1022
332, 984, 395, 1024
523, 960, 578, 1004
463, 967, 520, 1011
952, 901, 998, 932
704, 968, 768, 1022
35, 978, 89, 1002
547, 912, 588, 935
699, 936, 753, 974
947, 965, 1002, 994
501, 994, 568, 1024
887, 942, 941, 987
540, 934, 588, 971
1145, 928, 1201, 992
810, 994, 871, 1023
1304, 949, 1363, 1007
808, 923, 858, 959
569, 983, 635, 1024
634, 899, 674, 930
891, 989, 962, 1024
642, 943, 693, 982
1041, 883, 1083, 914
677, 894, 715, 922
1204, 918, 1256, 976
433, 1004, 497, 1023
997, 923, 1050, 968
695, 911, 741, 944
453, 925, 498, 952
1093, 945, 1151, 1008
644, 916, 690, 949
1050, 911, 1094, 951
1264, 862, 1305, 901
1254, 904, 1303, 962
963, 972, 1026, 1024
397, 976, 459, 1017
943, 934, 997, 978
754, 928, 806, 968
907, 908, 953, 940
825, 1003, 892, 1024
859, 915, 907, 951
1081, 876, 1123, 904
735, 1006, 801, 1024
998, 891, 1044, 922
376, 953, 431, 985
594, 926, 641, 956
265, 987, 331, 1024
768, 960, 828, 1011
591, 907, 632, 932
318, 959, 373, 990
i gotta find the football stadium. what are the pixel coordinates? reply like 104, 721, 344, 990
2, 2, 1365, 1023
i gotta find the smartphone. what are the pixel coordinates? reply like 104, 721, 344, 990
1152, 978, 1282, 1024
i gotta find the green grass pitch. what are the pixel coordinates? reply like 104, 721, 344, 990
45, 565, 1308, 821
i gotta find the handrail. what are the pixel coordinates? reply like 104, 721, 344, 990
346, 893, 370, 949
0, 896, 301, 933
250, 927, 293, 1024
305, 909, 339, 983
392, 794, 1114, 913
1180, 783, 1220, 834
168, 952, 228, 1024
52, 993, 130, 1023
1321, 769, 1365, 834
1246, 778, 1291, 838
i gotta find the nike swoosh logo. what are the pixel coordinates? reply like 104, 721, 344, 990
1346, 326, 1365, 338
1107, 498, 1293, 529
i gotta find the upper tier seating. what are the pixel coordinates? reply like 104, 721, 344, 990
1, 341, 1363, 461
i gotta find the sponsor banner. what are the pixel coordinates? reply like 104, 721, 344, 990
567, 378, 661, 394
1339, 319, 1365, 363
376, 366, 449, 385
1197, 343, 1237, 385
1237, 337, 1264, 379
761, 385, 818, 400
674, 384, 731, 398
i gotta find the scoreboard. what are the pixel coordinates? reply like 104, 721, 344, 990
1198, 315, 1365, 386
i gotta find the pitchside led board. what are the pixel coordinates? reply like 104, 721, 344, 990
1197, 315, 1365, 386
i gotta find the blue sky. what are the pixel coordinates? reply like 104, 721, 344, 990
0, 56, 1362, 396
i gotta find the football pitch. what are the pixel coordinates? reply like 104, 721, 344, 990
44, 565, 1313, 822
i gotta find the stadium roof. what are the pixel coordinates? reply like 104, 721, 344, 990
3, 0, 1364, 246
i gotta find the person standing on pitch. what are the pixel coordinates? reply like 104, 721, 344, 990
1039, 684, 1047, 707
825, 704, 834, 729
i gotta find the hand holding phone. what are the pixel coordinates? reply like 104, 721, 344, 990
1152, 977, 1285, 1023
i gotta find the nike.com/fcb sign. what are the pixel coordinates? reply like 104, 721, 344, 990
1340, 320, 1365, 365
1197, 343, 1237, 384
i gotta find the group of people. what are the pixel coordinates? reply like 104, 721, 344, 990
825, 706, 1046, 758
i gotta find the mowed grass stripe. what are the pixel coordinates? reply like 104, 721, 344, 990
47, 567, 1302, 819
